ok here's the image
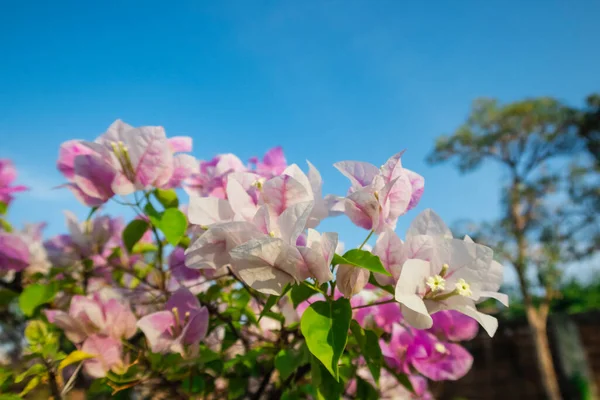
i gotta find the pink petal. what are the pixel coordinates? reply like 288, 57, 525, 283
0, 232, 30, 272
163, 154, 196, 189
137, 311, 176, 353
81, 335, 123, 378
44, 310, 87, 343
181, 307, 209, 345
409, 332, 473, 381
73, 154, 116, 201
165, 287, 201, 318
57, 140, 94, 180
344, 188, 379, 230
261, 175, 312, 216
69, 295, 105, 333
168, 136, 193, 153
372, 227, 405, 286
187, 196, 234, 226
429, 310, 479, 341
62, 183, 106, 207
333, 161, 379, 188
405, 169, 424, 210
103, 299, 137, 340
185, 221, 263, 269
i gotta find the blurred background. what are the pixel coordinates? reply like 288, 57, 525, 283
1, 1, 598, 399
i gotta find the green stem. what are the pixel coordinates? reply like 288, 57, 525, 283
358, 230, 375, 250
301, 281, 327, 296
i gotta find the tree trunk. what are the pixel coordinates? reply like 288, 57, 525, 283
526, 306, 562, 400
510, 180, 562, 400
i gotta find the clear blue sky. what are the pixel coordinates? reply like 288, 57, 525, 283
1, 1, 599, 283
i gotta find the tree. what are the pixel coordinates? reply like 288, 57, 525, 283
427, 96, 599, 400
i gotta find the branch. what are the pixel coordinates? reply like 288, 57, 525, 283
251, 366, 274, 400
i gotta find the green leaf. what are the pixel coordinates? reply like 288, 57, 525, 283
310, 355, 344, 400
384, 366, 414, 393
122, 219, 149, 253
275, 348, 304, 380
300, 298, 352, 381
15, 364, 45, 383
144, 202, 162, 226
59, 350, 94, 371
182, 374, 205, 394
0, 289, 18, 307
368, 273, 395, 295
24, 320, 49, 344
19, 284, 57, 316
0, 395, 20, 400
153, 189, 179, 209
131, 242, 158, 254
0, 218, 12, 232
0, 367, 12, 388
159, 208, 188, 246
19, 375, 41, 397
290, 283, 317, 308
350, 320, 382, 383
0, 201, 7, 215
356, 377, 379, 400
259, 295, 279, 323
334, 249, 391, 276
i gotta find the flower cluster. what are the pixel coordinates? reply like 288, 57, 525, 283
44, 290, 137, 377
185, 160, 337, 295
0, 123, 508, 399
57, 120, 196, 206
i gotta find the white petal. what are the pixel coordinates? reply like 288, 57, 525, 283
407, 209, 452, 239
187, 196, 234, 226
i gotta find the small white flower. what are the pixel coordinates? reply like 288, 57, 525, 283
455, 279, 472, 297
426, 275, 446, 292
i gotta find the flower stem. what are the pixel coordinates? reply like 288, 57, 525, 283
351, 298, 396, 310
358, 230, 375, 250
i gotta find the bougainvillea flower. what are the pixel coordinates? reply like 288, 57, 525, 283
372, 227, 405, 286
279, 162, 329, 228
58, 120, 194, 205
137, 287, 209, 355
0, 232, 30, 272
407, 330, 473, 381
428, 310, 479, 341
81, 334, 124, 378
249, 146, 287, 178
185, 221, 264, 270
45, 294, 136, 343
0, 159, 28, 206
336, 264, 370, 298
230, 237, 305, 295
185, 153, 246, 198
225, 172, 263, 221
260, 174, 312, 218
380, 324, 413, 374
394, 209, 506, 336
334, 152, 423, 232
356, 298, 403, 333
296, 228, 337, 283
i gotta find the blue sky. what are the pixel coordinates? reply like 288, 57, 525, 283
1, 1, 599, 284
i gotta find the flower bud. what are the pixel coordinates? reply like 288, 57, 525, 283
336, 264, 369, 298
